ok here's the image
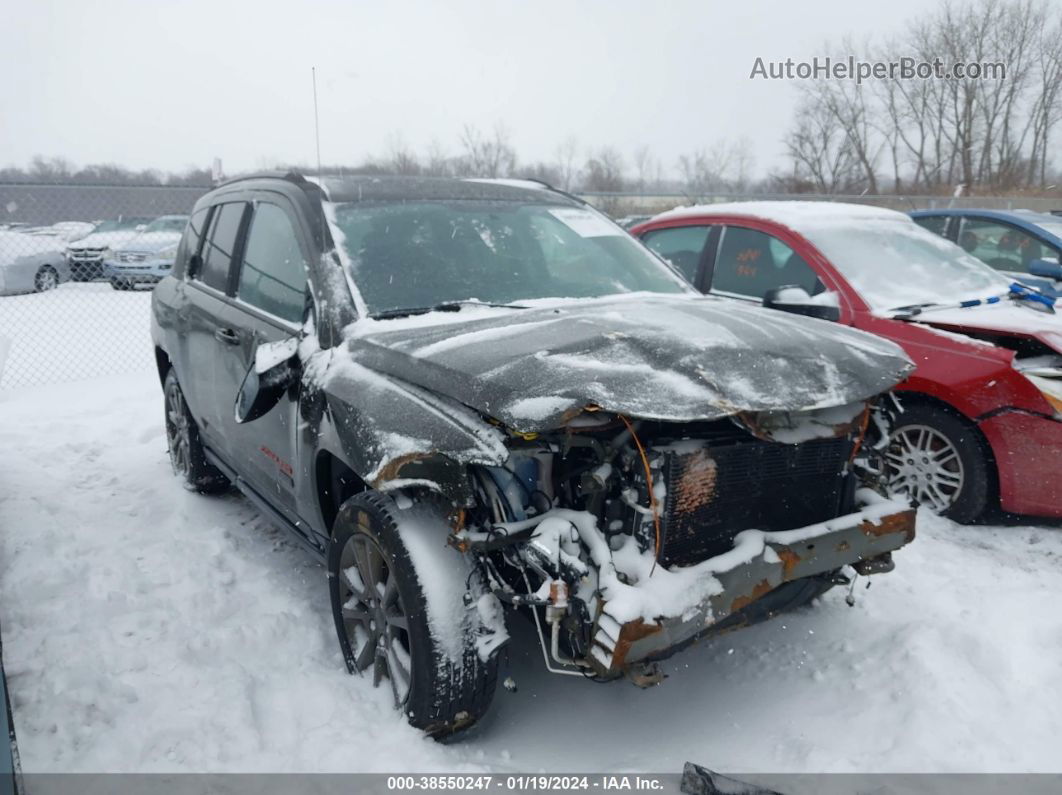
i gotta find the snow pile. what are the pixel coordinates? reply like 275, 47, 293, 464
0, 283, 153, 389
391, 498, 490, 662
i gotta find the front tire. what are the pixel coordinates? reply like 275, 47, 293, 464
34, 265, 59, 292
163, 370, 230, 494
886, 403, 991, 523
329, 491, 498, 739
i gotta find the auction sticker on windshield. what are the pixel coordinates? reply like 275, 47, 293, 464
549, 207, 624, 237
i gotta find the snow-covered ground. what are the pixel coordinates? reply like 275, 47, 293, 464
1, 370, 1061, 774
0, 282, 153, 389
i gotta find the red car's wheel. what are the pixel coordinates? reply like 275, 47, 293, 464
886, 403, 991, 523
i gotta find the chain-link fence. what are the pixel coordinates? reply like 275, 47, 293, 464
0, 183, 209, 390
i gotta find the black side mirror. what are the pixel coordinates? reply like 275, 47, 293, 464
235, 337, 300, 423
763, 285, 842, 322
1028, 258, 1062, 281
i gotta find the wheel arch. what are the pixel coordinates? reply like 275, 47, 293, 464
154, 346, 172, 387
315, 448, 368, 535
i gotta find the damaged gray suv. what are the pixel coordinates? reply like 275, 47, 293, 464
151, 174, 917, 737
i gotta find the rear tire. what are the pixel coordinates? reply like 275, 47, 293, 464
34, 266, 58, 292
163, 370, 230, 494
329, 491, 498, 739
886, 403, 990, 523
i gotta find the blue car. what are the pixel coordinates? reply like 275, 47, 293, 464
910, 208, 1062, 298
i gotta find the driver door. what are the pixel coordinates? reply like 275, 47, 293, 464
212, 198, 310, 526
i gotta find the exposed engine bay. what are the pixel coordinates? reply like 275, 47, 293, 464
451, 399, 916, 682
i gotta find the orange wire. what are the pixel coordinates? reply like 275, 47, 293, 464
618, 414, 661, 576
847, 404, 873, 465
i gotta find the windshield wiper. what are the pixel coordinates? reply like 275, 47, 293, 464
369, 300, 530, 320
889, 302, 941, 318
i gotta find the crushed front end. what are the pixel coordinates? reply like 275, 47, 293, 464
454, 399, 915, 681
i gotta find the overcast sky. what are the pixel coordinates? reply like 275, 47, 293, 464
2, 0, 957, 178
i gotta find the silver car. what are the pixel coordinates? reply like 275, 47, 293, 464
0, 230, 70, 295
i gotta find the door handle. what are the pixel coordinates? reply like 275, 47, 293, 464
214, 327, 240, 345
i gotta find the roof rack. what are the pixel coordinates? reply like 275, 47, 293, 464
513, 176, 589, 206
216, 169, 307, 189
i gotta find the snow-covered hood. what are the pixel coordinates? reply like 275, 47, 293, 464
344, 294, 914, 431
114, 230, 181, 254
907, 303, 1062, 356
67, 230, 141, 250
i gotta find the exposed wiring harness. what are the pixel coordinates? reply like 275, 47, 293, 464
617, 414, 661, 576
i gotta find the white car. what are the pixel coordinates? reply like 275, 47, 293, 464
65, 216, 153, 280
0, 230, 70, 295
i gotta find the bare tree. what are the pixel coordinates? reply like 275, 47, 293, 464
786, 0, 1062, 194
384, 133, 421, 175
632, 145, 658, 190
520, 161, 563, 186
459, 123, 517, 178
582, 147, 626, 192
423, 139, 453, 177
1027, 12, 1062, 186
677, 139, 757, 195
784, 96, 862, 193
553, 135, 581, 190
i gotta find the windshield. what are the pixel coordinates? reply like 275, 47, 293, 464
142, 216, 188, 234
802, 219, 1010, 311
1031, 219, 1062, 243
329, 201, 691, 315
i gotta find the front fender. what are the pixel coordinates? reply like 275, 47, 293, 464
312, 355, 509, 505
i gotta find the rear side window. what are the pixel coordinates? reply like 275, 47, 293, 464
176, 208, 209, 277
641, 225, 710, 281
197, 203, 246, 292
913, 215, 949, 237
237, 203, 308, 323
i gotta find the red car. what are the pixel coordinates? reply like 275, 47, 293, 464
632, 202, 1062, 522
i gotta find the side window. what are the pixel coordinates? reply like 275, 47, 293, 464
913, 215, 949, 237
710, 226, 821, 299
958, 218, 1048, 273
640, 225, 710, 281
236, 203, 309, 323
176, 207, 209, 276
196, 202, 246, 292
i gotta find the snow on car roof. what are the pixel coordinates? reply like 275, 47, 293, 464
652, 200, 908, 231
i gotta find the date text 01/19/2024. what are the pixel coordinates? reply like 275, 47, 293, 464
386, 775, 667, 791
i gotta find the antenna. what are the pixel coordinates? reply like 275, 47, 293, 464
312, 67, 322, 177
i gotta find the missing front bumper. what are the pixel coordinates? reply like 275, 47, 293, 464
588, 491, 915, 677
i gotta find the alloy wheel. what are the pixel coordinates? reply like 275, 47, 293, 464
36, 268, 58, 291
886, 424, 965, 513
165, 381, 191, 476
338, 533, 413, 708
